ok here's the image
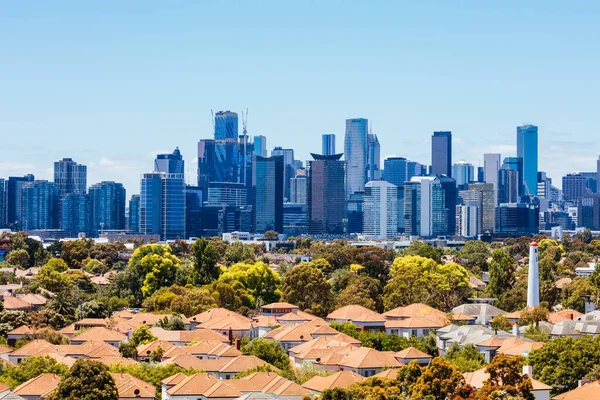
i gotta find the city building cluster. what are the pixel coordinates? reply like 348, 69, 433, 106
2, 111, 600, 241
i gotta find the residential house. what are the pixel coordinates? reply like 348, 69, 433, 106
464, 367, 551, 400
111, 373, 155, 400
303, 371, 364, 396
394, 347, 432, 366
149, 327, 229, 346
260, 303, 299, 317
161, 372, 243, 400
264, 319, 359, 352
316, 346, 402, 377
555, 380, 600, 400
326, 305, 385, 331
451, 304, 506, 325
12, 374, 60, 400
70, 327, 127, 347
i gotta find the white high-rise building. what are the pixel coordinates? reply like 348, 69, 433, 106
363, 181, 398, 239
484, 153, 501, 186
456, 204, 479, 238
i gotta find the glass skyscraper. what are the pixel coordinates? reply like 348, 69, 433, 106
129, 194, 140, 233
363, 181, 397, 239
431, 131, 452, 177
271, 147, 295, 202
88, 181, 126, 234
185, 185, 203, 238
452, 161, 474, 186
502, 157, 524, 198
344, 118, 368, 197
155, 147, 184, 174
253, 135, 267, 157
61, 193, 90, 236
6, 174, 34, 229
290, 176, 308, 204
367, 133, 381, 181
516, 124, 538, 198
0, 179, 5, 228
307, 153, 346, 235
322, 134, 335, 156
140, 173, 162, 237
20, 181, 60, 231
497, 168, 519, 205
404, 176, 449, 237
207, 182, 247, 208
53, 158, 87, 198
252, 155, 284, 233
214, 111, 238, 140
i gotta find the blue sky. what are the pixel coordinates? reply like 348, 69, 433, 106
1, 1, 599, 194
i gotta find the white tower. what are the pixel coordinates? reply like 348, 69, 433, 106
527, 242, 540, 307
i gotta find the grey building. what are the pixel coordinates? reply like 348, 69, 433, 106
562, 173, 587, 202
252, 155, 284, 233
54, 158, 87, 198
431, 131, 452, 177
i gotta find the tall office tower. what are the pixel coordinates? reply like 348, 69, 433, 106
431, 131, 452, 177
238, 133, 254, 207
580, 172, 598, 194
456, 204, 479, 238
307, 153, 346, 235
197, 139, 216, 190
283, 203, 307, 236
140, 173, 162, 237
344, 118, 368, 197
6, 174, 34, 229
438, 175, 458, 235
495, 203, 539, 235
61, 193, 90, 237
502, 157, 524, 198
128, 194, 140, 233
253, 135, 267, 158
88, 181, 126, 234
20, 181, 60, 231
290, 176, 308, 204
452, 161, 474, 186
214, 110, 238, 140
155, 147, 184, 174
537, 172, 552, 200
207, 182, 247, 207
271, 147, 295, 202
53, 158, 87, 198
252, 156, 284, 233
367, 133, 381, 181
0, 179, 5, 228
578, 194, 600, 230
363, 181, 397, 239
407, 161, 427, 180
459, 183, 495, 234
185, 185, 203, 239
322, 134, 336, 156
517, 124, 538, 197
404, 177, 446, 237
346, 192, 364, 235
527, 242, 540, 307
562, 173, 587, 202
597, 156, 600, 193
383, 157, 409, 233
484, 154, 501, 186
498, 168, 519, 204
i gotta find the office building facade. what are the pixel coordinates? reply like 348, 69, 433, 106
431, 131, 452, 177
452, 161, 474, 186
495, 203, 539, 235
88, 181, 126, 234
322, 134, 336, 156
578, 194, 600, 230
456, 204, 479, 238
308, 153, 346, 235
252, 156, 284, 233
20, 181, 60, 231
54, 158, 87, 198
363, 181, 397, 239
253, 135, 267, 158
290, 176, 308, 204
0, 179, 5, 228
562, 173, 587, 202
344, 118, 368, 196
404, 176, 447, 237
61, 193, 90, 237
207, 182, 247, 208
367, 133, 381, 181
6, 175, 35, 229
214, 111, 238, 140
498, 168, 519, 205
516, 124, 538, 197
129, 194, 140, 233
484, 153, 501, 187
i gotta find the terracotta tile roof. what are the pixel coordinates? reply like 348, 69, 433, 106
476, 337, 505, 348
2, 295, 31, 310
382, 303, 445, 320
127, 312, 191, 326
149, 327, 229, 343
384, 315, 447, 329
7, 325, 33, 335
549, 309, 583, 323
235, 372, 312, 397
303, 371, 364, 393
111, 373, 155, 398
58, 323, 77, 336
252, 316, 280, 328
74, 318, 109, 327
219, 355, 274, 373
190, 308, 252, 324
44, 352, 76, 367
327, 305, 385, 323
56, 341, 121, 358
199, 315, 255, 331
13, 373, 60, 398
0, 345, 12, 354
394, 347, 432, 359
167, 373, 244, 398
555, 277, 572, 289
288, 335, 360, 356
161, 340, 241, 359
503, 311, 522, 319
261, 302, 299, 310
137, 340, 175, 357
71, 327, 127, 343
331, 347, 401, 369
161, 353, 213, 370
113, 309, 136, 320
95, 356, 139, 367
555, 380, 600, 400
10, 339, 57, 357
372, 368, 402, 379
161, 372, 187, 386
276, 310, 318, 322
17, 293, 47, 306
263, 319, 343, 343
464, 368, 551, 391
497, 338, 545, 357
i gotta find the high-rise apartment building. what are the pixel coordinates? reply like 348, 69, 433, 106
253, 135, 267, 158
363, 181, 397, 239
128, 194, 140, 233
456, 204, 479, 238
20, 181, 60, 231
6, 175, 34, 229
322, 134, 336, 156
431, 131, 452, 177
597, 156, 600, 194
516, 124, 538, 197
580, 172, 598, 194
54, 158, 87, 198
404, 176, 447, 237
562, 173, 587, 202
502, 157, 524, 198
495, 203, 539, 235
214, 111, 238, 140
460, 182, 495, 233
498, 168, 519, 205
88, 181, 126, 234
252, 156, 284, 233
367, 133, 381, 181
185, 185, 203, 239
61, 193, 90, 237
344, 118, 368, 197
452, 161, 474, 186
484, 153, 501, 204
578, 194, 600, 230
308, 153, 346, 235
283, 203, 307, 236
155, 147, 184, 174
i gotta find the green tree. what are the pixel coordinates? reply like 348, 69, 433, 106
487, 249, 516, 298
157, 314, 185, 330
445, 342, 487, 372
561, 277, 596, 312
78, 300, 108, 319
131, 325, 157, 346
189, 238, 220, 285
35, 258, 72, 293
219, 261, 281, 305
411, 357, 464, 400
335, 274, 383, 312
397, 360, 423, 395
5, 249, 30, 268
0, 355, 69, 389
457, 240, 491, 273
520, 306, 548, 327
241, 338, 291, 371
109, 362, 191, 388
491, 315, 513, 334
207, 281, 253, 315
224, 242, 256, 265
49, 359, 118, 400
280, 264, 334, 316
402, 241, 443, 264
263, 230, 279, 240
60, 239, 93, 269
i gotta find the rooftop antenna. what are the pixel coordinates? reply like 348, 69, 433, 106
211, 109, 215, 137
241, 109, 249, 184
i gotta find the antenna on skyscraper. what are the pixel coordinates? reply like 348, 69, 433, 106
241, 108, 249, 184
211, 109, 215, 137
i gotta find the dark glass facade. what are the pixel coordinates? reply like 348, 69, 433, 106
61, 193, 90, 236
54, 158, 87, 198
185, 185, 203, 238
129, 194, 140, 233
214, 111, 238, 140
516, 124, 538, 198
431, 131, 452, 177
495, 203, 539, 235
6, 174, 34, 229
20, 181, 60, 231
307, 153, 346, 235
252, 155, 284, 233
88, 181, 126, 234
578, 194, 600, 230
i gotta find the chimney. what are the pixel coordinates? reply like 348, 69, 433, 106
228, 327, 233, 344
527, 242, 540, 308
568, 313, 574, 320
522, 365, 533, 377
578, 379, 591, 387
235, 339, 241, 350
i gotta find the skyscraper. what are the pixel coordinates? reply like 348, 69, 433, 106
308, 153, 346, 235
207, 182, 247, 207
61, 193, 90, 237
497, 168, 519, 205
516, 124, 538, 197
484, 154, 501, 201
344, 118, 368, 197
20, 181, 60, 231
562, 173, 587, 202
88, 181, 126, 234
404, 176, 452, 237
459, 183, 495, 234
214, 111, 238, 140
290, 176, 308, 204
140, 173, 162, 237
502, 157, 524, 198
456, 204, 479, 238
527, 243, 540, 307
271, 147, 295, 202
383, 157, 409, 233
254, 135, 267, 157
495, 203, 539, 235
6, 174, 34, 229
431, 131, 452, 177
155, 147, 184, 174
367, 133, 381, 181
252, 156, 284, 233
129, 194, 140, 233
322, 134, 336, 156
363, 181, 397, 239
0, 179, 5, 228
54, 158, 87, 198
452, 161, 474, 186
597, 156, 600, 194
185, 185, 203, 238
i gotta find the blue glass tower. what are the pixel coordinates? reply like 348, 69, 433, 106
252, 155, 284, 233
129, 194, 140, 233
61, 193, 90, 236
54, 158, 87, 198
253, 135, 267, 157
344, 118, 368, 197
367, 134, 381, 181
517, 124, 538, 198
0, 179, 5, 228
6, 174, 34, 229
322, 134, 336, 156
89, 181, 126, 234
502, 157, 524, 198
140, 173, 163, 237
214, 111, 238, 140
20, 181, 60, 231
431, 131, 452, 177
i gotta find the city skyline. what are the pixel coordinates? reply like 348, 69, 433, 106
1, 2, 599, 195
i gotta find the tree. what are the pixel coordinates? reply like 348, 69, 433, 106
224, 242, 256, 265
207, 281, 253, 315
157, 314, 185, 330
335, 274, 383, 312
397, 360, 423, 395
130, 325, 157, 346
402, 241, 443, 264
108, 363, 190, 387
457, 240, 491, 273
263, 230, 279, 240
490, 316, 512, 334
519, 306, 548, 327
241, 338, 291, 371
47, 287, 79, 321
445, 343, 487, 372
480, 354, 534, 400
189, 238, 220, 285
219, 261, 281, 305
78, 300, 109, 319
280, 264, 334, 316
561, 277, 596, 313
350, 246, 392, 279
60, 239, 93, 269
5, 249, 30, 268
411, 357, 464, 400
35, 258, 72, 293
487, 249, 516, 298
0, 355, 68, 389
49, 359, 118, 400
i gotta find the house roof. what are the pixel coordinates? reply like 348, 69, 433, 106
303, 371, 364, 393
372, 368, 402, 379
71, 327, 127, 343
382, 303, 445, 320
261, 302, 299, 310
136, 340, 175, 357
149, 327, 228, 343
2, 296, 31, 310
555, 380, 600, 400
263, 319, 344, 343
322, 347, 401, 369
276, 310, 317, 323
7, 325, 33, 336
384, 315, 447, 329
0, 345, 12, 354
496, 337, 544, 356
167, 373, 244, 398
200, 315, 255, 331
327, 305, 385, 323
95, 356, 139, 367
451, 312, 476, 321
111, 373, 155, 399
252, 316, 280, 328
10, 339, 57, 357
16, 293, 47, 306
549, 309, 583, 323
13, 374, 60, 398
463, 368, 551, 391
394, 347, 432, 359
190, 308, 252, 324
288, 335, 360, 356
476, 337, 505, 348
451, 304, 506, 318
